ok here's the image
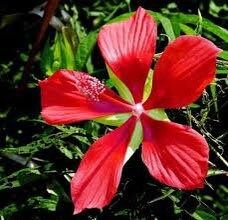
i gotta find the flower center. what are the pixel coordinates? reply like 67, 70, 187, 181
132, 103, 144, 118
74, 73, 105, 101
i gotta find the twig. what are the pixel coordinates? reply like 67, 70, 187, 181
20, 0, 61, 89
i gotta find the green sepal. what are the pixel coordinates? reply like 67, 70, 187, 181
94, 113, 131, 126
128, 120, 143, 151
124, 120, 143, 164
147, 109, 169, 121
106, 65, 134, 104
142, 69, 153, 102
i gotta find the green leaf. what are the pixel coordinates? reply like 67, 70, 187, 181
27, 196, 58, 211
61, 26, 79, 53
202, 19, 228, 41
40, 38, 54, 75
180, 23, 197, 35
41, 27, 77, 75
0, 135, 60, 154
75, 31, 98, 71
170, 13, 228, 41
219, 51, 228, 60
108, 10, 228, 42
52, 33, 63, 72
61, 27, 76, 70
58, 145, 73, 159
55, 125, 87, 135
217, 69, 228, 74
0, 194, 59, 217
47, 180, 70, 202
0, 168, 42, 190
171, 21, 181, 37
0, 203, 19, 218
192, 210, 216, 220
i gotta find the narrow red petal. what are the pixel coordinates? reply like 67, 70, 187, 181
141, 114, 209, 190
40, 69, 132, 125
98, 7, 157, 103
71, 116, 136, 214
144, 36, 221, 109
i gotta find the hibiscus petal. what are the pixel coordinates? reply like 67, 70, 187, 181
40, 69, 132, 125
71, 116, 136, 214
98, 7, 157, 103
141, 114, 209, 190
144, 36, 221, 109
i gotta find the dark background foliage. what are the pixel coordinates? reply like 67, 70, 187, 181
0, 0, 227, 219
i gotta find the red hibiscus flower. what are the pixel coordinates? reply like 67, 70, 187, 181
39, 7, 221, 214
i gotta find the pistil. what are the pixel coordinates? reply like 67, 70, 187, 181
132, 103, 144, 118
74, 73, 105, 101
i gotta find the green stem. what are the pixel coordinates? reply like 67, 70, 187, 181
148, 189, 175, 204
207, 169, 228, 177
210, 145, 228, 168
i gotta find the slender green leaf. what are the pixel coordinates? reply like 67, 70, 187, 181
180, 23, 197, 35
170, 13, 228, 41
156, 13, 176, 40
61, 27, 76, 70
